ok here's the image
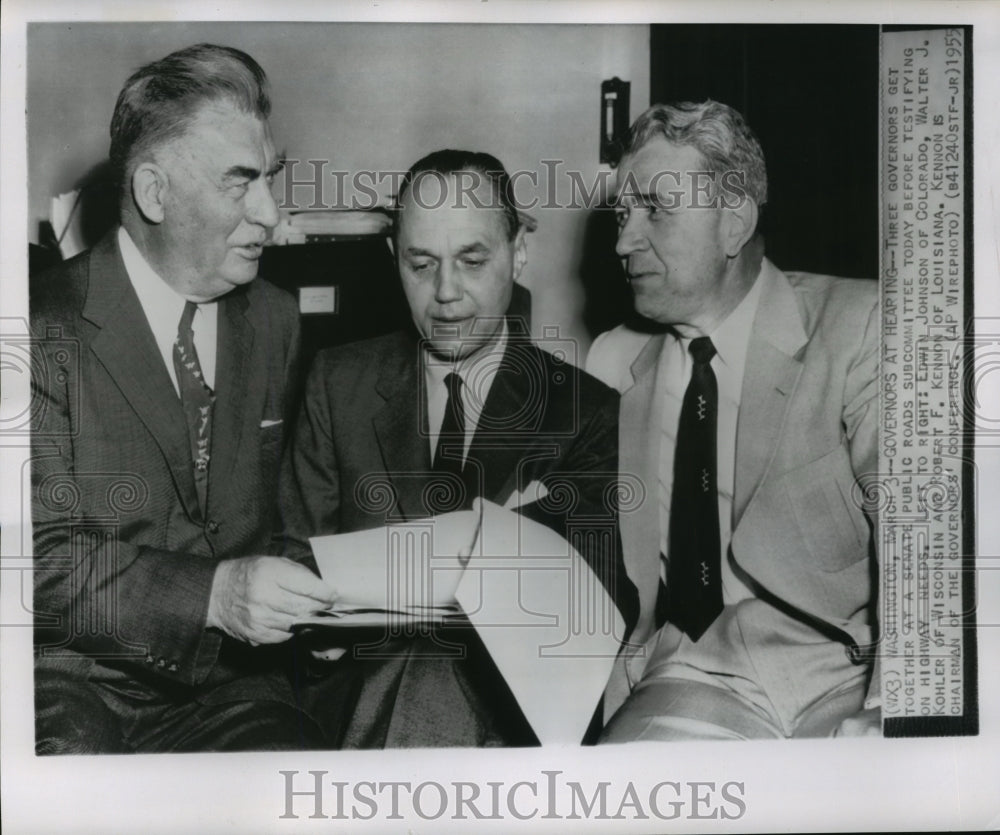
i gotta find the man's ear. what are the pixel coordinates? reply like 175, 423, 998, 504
511, 225, 528, 282
131, 162, 168, 224
722, 196, 758, 258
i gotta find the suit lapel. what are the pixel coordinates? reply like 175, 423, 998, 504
373, 336, 431, 518
209, 287, 255, 509
618, 333, 666, 641
467, 339, 547, 504
83, 232, 202, 522
733, 260, 808, 527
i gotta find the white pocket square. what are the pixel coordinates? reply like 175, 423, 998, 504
260, 419, 283, 428
503, 480, 549, 509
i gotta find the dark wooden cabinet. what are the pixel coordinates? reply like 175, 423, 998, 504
260, 236, 410, 364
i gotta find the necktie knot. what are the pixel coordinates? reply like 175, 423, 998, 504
178, 301, 197, 337
445, 371, 463, 400
689, 336, 716, 365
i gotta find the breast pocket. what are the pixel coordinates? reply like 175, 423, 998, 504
778, 444, 871, 572
257, 419, 285, 477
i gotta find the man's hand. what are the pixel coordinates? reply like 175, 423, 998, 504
833, 706, 882, 737
207, 556, 337, 645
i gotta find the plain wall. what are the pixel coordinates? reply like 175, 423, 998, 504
27, 22, 650, 352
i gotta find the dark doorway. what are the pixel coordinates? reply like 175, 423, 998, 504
651, 23, 879, 280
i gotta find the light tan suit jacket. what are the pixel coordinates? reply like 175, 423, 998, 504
588, 259, 880, 717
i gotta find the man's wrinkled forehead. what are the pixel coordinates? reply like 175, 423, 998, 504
398, 171, 509, 238
614, 138, 709, 199
402, 169, 504, 211
155, 99, 276, 165
613, 139, 750, 212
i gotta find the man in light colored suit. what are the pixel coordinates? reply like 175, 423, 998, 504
31, 44, 336, 753
281, 149, 638, 747
587, 101, 880, 741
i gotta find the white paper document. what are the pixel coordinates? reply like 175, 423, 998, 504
304, 500, 623, 744
305, 509, 477, 623
457, 499, 624, 745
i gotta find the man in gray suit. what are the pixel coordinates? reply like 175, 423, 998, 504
282, 149, 637, 747
31, 44, 336, 753
588, 101, 881, 741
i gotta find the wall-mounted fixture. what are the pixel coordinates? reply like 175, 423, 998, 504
600, 77, 631, 166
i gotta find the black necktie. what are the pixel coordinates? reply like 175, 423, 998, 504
433, 372, 466, 479
662, 336, 723, 640
173, 301, 214, 514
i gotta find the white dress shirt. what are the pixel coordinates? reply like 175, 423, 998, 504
423, 320, 509, 463
657, 271, 766, 604
118, 226, 218, 394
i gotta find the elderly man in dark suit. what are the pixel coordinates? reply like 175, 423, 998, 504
587, 101, 880, 741
281, 149, 638, 747
31, 43, 336, 754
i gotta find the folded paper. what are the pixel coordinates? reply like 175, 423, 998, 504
306, 500, 623, 744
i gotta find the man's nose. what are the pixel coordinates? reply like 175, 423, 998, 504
246, 179, 280, 229
615, 213, 647, 258
434, 263, 463, 303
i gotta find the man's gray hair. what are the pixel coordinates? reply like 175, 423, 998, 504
109, 43, 271, 199
624, 100, 768, 207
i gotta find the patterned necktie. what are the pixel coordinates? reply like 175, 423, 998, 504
173, 301, 214, 514
433, 372, 467, 479
661, 336, 723, 640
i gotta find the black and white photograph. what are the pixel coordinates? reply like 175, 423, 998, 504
2, 1, 998, 832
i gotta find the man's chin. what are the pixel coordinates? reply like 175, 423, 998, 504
424, 337, 484, 362
222, 262, 261, 287
632, 292, 673, 324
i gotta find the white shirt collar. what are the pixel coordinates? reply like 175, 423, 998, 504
117, 226, 218, 393
704, 262, 766, 386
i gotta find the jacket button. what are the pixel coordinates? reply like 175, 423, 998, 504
168, 662, 179, 673
156, 658, 166, 668
206, 520, 220, 534
145, 654, 155, 665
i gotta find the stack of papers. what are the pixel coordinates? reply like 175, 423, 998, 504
271, 209, 392, 245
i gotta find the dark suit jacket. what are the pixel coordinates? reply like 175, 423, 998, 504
280, 328, 638, 745
31, 231, 302, 695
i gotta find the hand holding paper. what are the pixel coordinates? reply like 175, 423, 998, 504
301, 509, 480, 627
208, 556, 337, 645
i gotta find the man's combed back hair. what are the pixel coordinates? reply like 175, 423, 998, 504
625, 100, 768, 207
394, 149, 521, 241
109, 43, 271, 196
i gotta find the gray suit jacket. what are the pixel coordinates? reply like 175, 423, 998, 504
31, 231, 302, 692
280, 328, 638, 745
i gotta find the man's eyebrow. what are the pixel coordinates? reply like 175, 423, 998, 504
456, 242, 490, 255
223, 161, 284, 182
403, 246, 437, 258
223, 165, 262, 182
615, 191, 656, 205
